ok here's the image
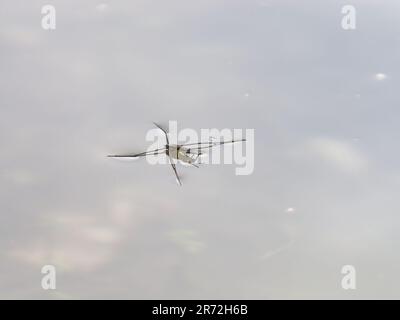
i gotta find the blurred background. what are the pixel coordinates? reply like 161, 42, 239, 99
1, 0, 400, 299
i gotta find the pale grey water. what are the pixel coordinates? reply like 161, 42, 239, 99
1, 0, 400, 299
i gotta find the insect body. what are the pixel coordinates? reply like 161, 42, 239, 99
108, 123, 245, 186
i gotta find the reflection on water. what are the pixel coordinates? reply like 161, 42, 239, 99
1, 0, 400, 299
